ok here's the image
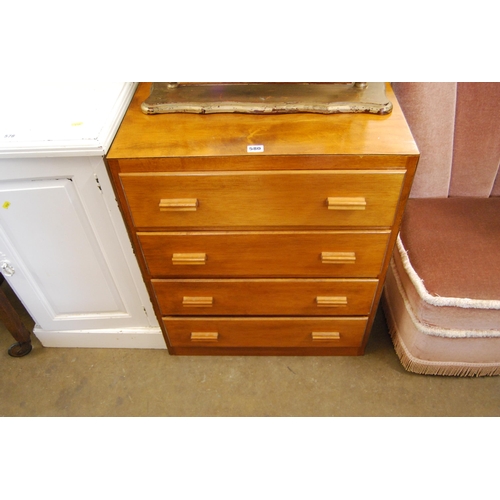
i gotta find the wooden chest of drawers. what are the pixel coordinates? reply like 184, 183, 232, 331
106, 83, 419, 355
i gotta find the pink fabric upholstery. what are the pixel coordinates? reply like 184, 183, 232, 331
391, 83, 456, 198
392, 242, 500, 331
383, 266, 500, 377
392, 82, 500, 198
493, 170, 500, 196
400, 198, 500, 301
449, 83, 500, 197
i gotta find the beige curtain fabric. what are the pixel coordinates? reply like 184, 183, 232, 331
392, 82, 456, 198
393, 82, 500, 198
449, 83, 500, 197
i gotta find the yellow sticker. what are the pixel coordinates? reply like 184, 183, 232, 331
2, 201, 11, 209
71, 122, 84, 127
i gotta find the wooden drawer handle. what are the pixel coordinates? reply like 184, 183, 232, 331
182, 296, 214, 307
172, 253, 207, 265
190, 332, 219, 341
316, 296, 348, 307
321, 252, 356, 264
327, 197, 366, 210
312, 332, 341, 341
159, 198, 199, 211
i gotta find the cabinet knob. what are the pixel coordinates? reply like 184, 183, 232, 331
0, 261, 15, 277
321, 252, 356, 264
316, 296, 348, 307
159, 198, 199, 211
191, 332, 219, 341
327, 197, 366, 210
172, 253, 207, 265
182, 296, 214, 307
312, 332, 341, 341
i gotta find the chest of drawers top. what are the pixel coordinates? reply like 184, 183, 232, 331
107, 83, 418, 165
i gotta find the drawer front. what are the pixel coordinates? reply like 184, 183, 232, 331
139, 231, 390, 278
153, 278, 378, 316
164, 317, 368, 348
120, 170, 405, 229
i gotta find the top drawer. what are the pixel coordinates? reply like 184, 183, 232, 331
119, 170, 405, 229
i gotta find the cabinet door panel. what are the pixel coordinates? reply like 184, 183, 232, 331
0, 178, 127, 328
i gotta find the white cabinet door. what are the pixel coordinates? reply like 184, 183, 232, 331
0, 157, 158, 334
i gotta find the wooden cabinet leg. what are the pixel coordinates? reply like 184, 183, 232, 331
0, 276, 33, 357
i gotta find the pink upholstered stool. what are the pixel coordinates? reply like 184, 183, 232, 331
382, 83, 500, 376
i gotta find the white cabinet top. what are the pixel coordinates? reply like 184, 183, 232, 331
0, 82, 137, 158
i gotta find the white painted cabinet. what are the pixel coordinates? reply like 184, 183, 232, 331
0, 83, 164, 349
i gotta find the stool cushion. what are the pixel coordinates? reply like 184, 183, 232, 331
382, 197, 500, 376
